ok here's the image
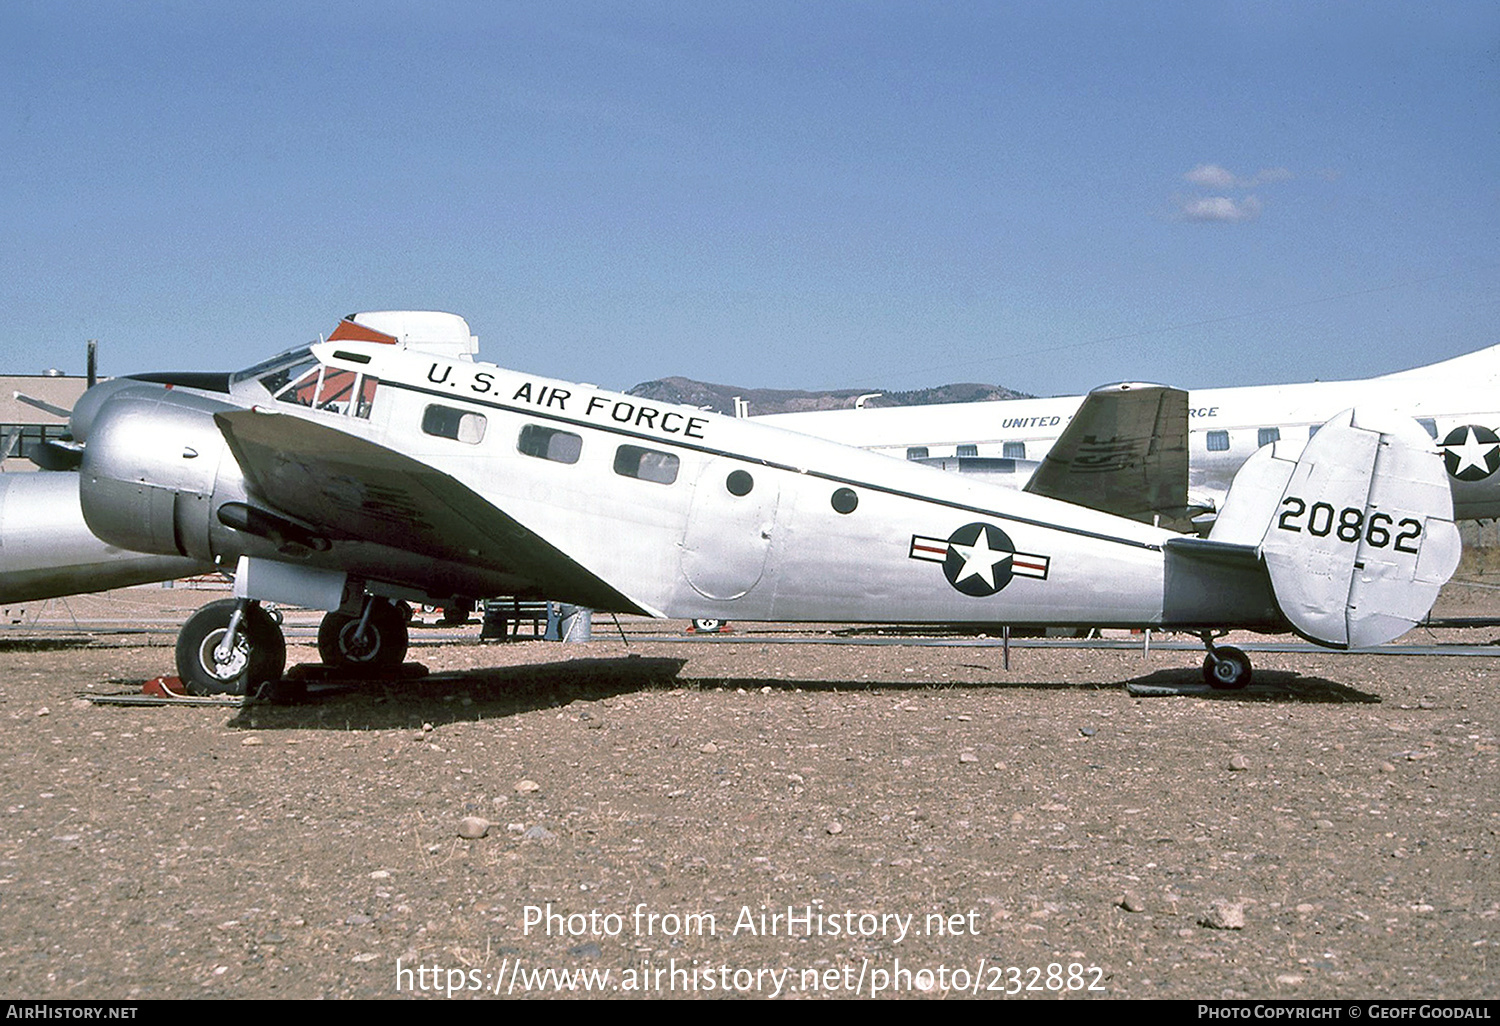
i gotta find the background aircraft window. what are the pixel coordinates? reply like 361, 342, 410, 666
956, 444, 978, 457
831, 487, 858, 514
422, 404, 487, 444
518, 424, 582, 464
615, 444, 679, 484
906, 446, 929, 460
1257, 427, 1280, 447
726, 470, 754, 496
1417, 418, 1438, 439
1206, 430, 1230, 452
1308, 425, 1320, 439
1002, 441, 1026, 459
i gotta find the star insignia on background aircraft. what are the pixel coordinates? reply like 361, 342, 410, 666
909, 523, 1050, 597
1439, 425, 1500, 482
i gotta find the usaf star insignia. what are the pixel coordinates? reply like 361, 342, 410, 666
909, 523, 1049, 597
1439, 424, 1500, 482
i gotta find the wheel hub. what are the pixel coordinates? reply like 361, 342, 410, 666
199, 628, 249, 681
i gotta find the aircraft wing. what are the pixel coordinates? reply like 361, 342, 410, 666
1022, 382, 1189, 523
214, 408, 652, 614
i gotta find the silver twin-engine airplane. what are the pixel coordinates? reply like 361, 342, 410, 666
0, 312, 1463, 694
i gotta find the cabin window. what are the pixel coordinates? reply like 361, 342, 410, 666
831, 487, 859, 514
726, 470, 754, 496
422, 404, 487, 444
614, 444, 679, 485
1417, 418, 1438, 439
1257, 427, 1280, 447
1206, 430, 1230, 452
517, 424, 581, 464
1002, 441, 1026, 459
906, 446, 929, 460
1308, 425, 1320, 439
956, 444, 978, 457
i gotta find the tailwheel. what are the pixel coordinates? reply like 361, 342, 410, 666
175, 599, 287, 697
318, 598, 410, 671
691, 618, 725, 633
1201, 644, 1252, 690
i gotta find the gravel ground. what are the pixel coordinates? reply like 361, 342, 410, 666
0, 585, 1496, 1000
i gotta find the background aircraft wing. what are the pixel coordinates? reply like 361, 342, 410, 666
214, 408, 652, 613
1022, 382, 1189, 523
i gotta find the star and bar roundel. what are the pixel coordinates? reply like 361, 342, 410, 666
908, 522, 1050, 597
1439, 425, 1500, 482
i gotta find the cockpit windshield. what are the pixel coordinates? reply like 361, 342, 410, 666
232, 347, 380, 418
230, 346, 315, 388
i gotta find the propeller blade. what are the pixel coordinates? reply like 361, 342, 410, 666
30, 439, 84, 471
12, 392, 72, 419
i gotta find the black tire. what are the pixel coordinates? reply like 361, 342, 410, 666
318, 601, 410, 670
692, 618, 725, 632
175, 599, 286, 697
1202, 646, 1252, 689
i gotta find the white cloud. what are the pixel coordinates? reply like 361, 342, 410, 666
1183, 164, 1293, 188
1185, 163, 1239, 188
1177, 195, 1263, 223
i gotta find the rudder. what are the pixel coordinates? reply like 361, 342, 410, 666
1212, 408, 1460, 648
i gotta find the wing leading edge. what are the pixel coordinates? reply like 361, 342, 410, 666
214, 408, 656, 615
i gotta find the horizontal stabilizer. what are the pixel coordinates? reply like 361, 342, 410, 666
1213, 408, 1461, 648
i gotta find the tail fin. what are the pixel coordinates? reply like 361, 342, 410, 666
1210, 408, 1461, 648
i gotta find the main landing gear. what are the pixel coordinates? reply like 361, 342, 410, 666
1199, 631, 1252, 690
173, 595, 411, 696
176, 598, 287, 697
317, 598, 410, 671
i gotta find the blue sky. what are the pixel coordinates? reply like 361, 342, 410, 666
2, 1, 1495, 398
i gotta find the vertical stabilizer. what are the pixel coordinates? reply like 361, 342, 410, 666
1213, 408, 1461, 648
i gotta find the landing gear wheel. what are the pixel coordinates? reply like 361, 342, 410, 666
318, 600, 410, 670
692, 618, 724, 632
1202, 645, 1252, 689
175, 599, 287, 697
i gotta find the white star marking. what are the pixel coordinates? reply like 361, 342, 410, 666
950, 530, 1013, 589
1444, 427, 1498, 476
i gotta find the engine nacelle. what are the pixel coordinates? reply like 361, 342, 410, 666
0, 472, 210, 603
79, 385, 247, 561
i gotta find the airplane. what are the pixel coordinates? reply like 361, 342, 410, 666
0, 311, 1462, 697
752, 344, 1500, 530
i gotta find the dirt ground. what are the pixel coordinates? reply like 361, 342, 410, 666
0, 583, 1496, 1000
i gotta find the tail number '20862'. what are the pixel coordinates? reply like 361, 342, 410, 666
1276, 498, 1422, 553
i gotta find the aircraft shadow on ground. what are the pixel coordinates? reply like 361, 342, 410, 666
1123, 668, 1381, 704
221, 657, 1378, 731
228, 655, 690, 731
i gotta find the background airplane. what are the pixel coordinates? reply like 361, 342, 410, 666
753, 344, 1500, 529
2, 311, 1459, 698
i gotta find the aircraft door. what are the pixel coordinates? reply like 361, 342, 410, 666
681, 458, 780, 600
